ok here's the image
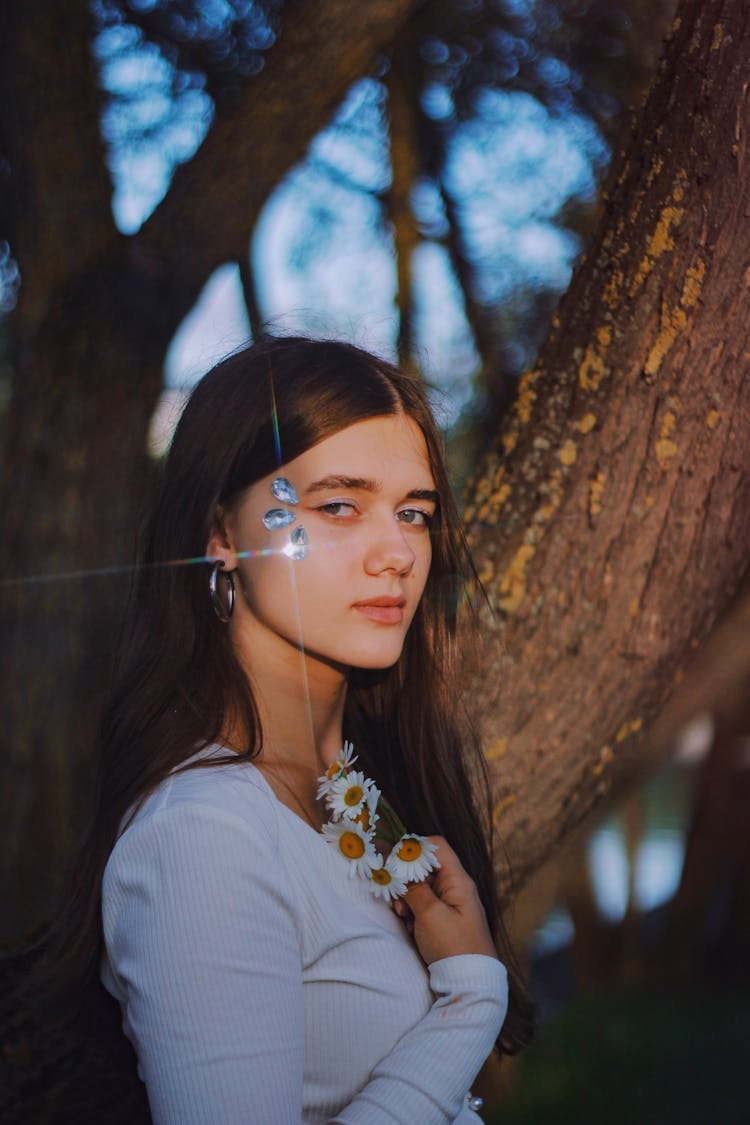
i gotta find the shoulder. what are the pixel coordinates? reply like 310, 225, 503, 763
105, 753, 285, 885
128, 750, 277, 835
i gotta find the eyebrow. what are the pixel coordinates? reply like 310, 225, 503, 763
304, 475, 439, 504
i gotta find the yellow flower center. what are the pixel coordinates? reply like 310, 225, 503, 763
344, 785, 364, 807
339, 831, 366, 859
354, 808, 370, 831
397, 838, 422, 862
371, 867, 392, 885
326, 761, 340, 780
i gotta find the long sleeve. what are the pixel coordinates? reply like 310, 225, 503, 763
331, 955, 507, 1125
102, 802, 306, 1125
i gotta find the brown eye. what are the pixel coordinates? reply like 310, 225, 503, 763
397, 508, 432, 527
319, 501, 357, 517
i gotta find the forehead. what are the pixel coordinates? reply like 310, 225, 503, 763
286, 414, 435, 487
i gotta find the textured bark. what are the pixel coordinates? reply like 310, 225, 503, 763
462, 0, 750, 899
0, 0, 426, 941
385, 38, 421, 368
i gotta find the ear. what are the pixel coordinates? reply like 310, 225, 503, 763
206, 505, 237, 570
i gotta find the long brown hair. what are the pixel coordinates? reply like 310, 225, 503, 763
53, 335, 533, 1053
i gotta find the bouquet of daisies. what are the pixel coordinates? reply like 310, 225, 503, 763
317, 741, 440, 900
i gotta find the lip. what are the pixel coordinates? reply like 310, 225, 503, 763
353, 595, 406, 625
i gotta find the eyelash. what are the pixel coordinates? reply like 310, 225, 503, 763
316, 501, 434, 527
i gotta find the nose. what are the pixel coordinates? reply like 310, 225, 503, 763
363, 515, 416, 576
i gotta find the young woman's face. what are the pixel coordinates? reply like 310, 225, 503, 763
213, 413, 438, 672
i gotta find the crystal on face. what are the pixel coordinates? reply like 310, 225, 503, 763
271, 477, 298, 505
284, 525, 308, 561
262, 507, 296, 531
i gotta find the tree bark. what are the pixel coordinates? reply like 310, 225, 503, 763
462, 0, 750, 899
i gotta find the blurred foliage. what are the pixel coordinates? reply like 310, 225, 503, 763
72, 0, 675, 447
488, 981, 750, 1123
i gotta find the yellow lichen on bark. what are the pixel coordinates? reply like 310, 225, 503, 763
629, 596, 640, 618
602, 270, 624, 310
497, 543, 535, 614
647, 156, 664, 187
616, 716, 643, 743
645, 306, 687, 376
515, 370, 538, 425
681, 258, 706, 307
644, 255, 704, 377
485, 737, 509, 761
476, 559, 495, 586
558, 439, 577, 466
630, 177, 687, 295
492, 794, 516, 822
502, 428, 518, 455
593, 744, 614, 775
588, 470, 606, 517
706, 409, 720, 430
577, 326, 613, 392
655, 410, 678, 467
493, 483, 511, 508
576, 412, 597, 434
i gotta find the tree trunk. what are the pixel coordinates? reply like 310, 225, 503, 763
463, 0, 750, 899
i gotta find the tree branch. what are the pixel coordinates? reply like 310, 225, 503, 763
133, 0, 426, 348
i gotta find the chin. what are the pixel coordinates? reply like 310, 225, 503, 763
314, 636, 405, 672
347, 642, 406, 671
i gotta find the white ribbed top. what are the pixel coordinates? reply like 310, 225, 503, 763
101, 752, 508, 1124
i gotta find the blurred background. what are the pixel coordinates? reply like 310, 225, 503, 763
3, 1, 750, 1120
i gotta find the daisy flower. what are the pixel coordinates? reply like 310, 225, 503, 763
326, 771, 379, 821
386, 834, 440, 883
366, 854, 408, 901
317, 740, 357, 799
351, 799, 379, 835
322, 819, 376, 879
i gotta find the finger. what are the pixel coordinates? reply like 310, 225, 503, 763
425, 836, 465, 876
402, 878, 441, 915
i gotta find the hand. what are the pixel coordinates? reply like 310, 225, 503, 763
394, 837, 498, 965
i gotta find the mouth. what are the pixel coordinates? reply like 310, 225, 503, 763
353, 596, 407, 625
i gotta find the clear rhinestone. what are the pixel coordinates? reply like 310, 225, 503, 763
262, 507, 296, 531
467, 1095, 484, 1112
271, 477, 298, 505
284, 525, 308, 560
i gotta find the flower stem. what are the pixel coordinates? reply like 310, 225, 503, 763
375, 794, 407, 844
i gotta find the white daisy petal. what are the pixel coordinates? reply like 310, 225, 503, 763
317, 741, 359, 798
326, 770, 372, 819
321, 820, 376, 878
385, 834, 440, 883
366, 854, 408, 901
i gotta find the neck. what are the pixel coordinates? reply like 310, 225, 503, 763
231, 623, 348, 774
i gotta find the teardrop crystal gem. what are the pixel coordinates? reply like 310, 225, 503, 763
284, 525, 308, 561
262, 508, 296, 531
271, 477, 298, 505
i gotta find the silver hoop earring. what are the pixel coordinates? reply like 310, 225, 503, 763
209, 562, 235, 622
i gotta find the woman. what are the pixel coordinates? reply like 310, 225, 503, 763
59, 336, 533, 1123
